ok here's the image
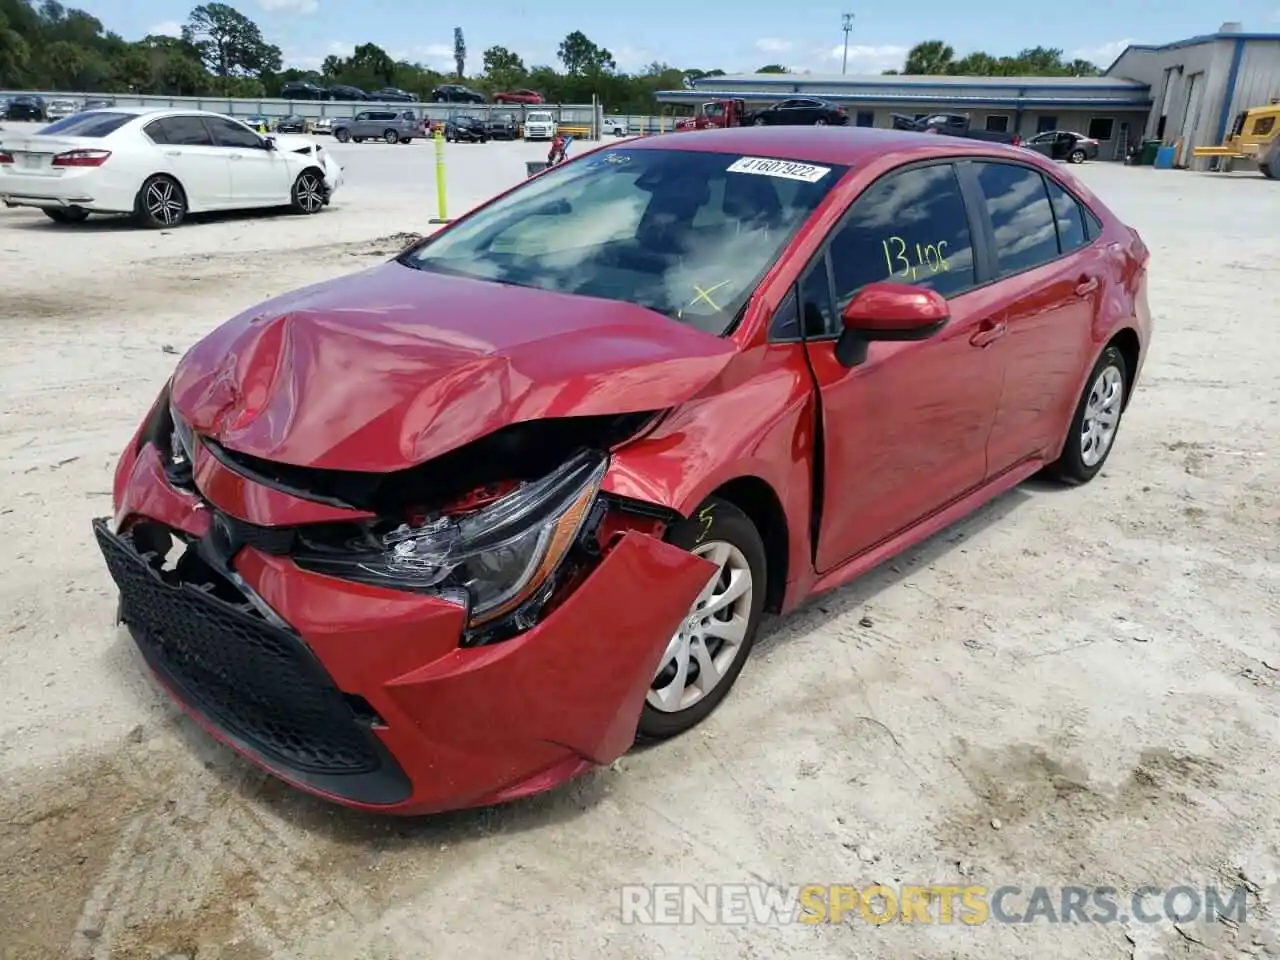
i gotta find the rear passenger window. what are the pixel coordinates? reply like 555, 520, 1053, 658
827, 163, 977, 306
150, 116, 214, 146
974, 162, 1059, 275
1043, 178, 1087, 253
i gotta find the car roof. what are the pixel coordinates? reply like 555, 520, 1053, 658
627, 125, 1035, 166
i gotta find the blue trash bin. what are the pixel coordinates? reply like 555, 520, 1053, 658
1153, 145, 1177, 169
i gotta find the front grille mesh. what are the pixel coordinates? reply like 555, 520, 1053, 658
93, 519, 381, 776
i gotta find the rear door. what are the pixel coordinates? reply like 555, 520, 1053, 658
204, 115, 290, 205
799, 160, 1006, 570
143, 115, 232, 208
966, 160, 1104, 476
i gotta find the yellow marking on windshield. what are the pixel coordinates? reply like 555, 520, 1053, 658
679, 280, 731, 317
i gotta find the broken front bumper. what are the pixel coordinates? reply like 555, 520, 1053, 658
96, 444, 714, 815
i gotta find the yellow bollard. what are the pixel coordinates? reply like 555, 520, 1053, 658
429, 127, 450, 224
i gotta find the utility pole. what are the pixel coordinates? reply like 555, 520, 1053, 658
841, 13, 854, 75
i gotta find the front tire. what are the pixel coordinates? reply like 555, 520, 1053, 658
814, 117, 827, 126
1069, 148, 1087, 164
753, 117, 767, 126
1045, 344, 1129, 484
43, 207, 89, 224
334, 128, 350, 143
290, 168, 325, 214
383, 129, 399, 143
637, 498, 767, 741
1261, 161, 1277, 180
134, 175, 186, 228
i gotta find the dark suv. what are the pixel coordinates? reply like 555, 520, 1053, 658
432, 83, 486, 104
281, 81, 328, 101
5, 95, 46, 121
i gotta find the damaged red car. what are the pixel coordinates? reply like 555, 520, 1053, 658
95, 126, 1151, 815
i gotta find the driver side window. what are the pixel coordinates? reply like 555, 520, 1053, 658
826, 162, 978, 311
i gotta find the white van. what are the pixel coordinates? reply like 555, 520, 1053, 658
523, 111, 557, 140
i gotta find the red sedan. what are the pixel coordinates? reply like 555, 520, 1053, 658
95, 126, 1151, 815
493, 89, 544, 105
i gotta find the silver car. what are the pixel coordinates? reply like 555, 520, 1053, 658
331, 109, 424, 144
45, 99, 80, 122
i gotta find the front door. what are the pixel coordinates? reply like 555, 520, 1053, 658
204, 116, 290, 205
801, 161, 1005, 571
967, 161, 1102, 476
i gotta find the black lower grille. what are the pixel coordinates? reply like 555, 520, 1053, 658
93, 518, 411, 803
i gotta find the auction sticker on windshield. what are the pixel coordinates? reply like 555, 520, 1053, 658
726, 157, 832, 182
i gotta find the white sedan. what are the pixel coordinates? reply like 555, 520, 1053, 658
0, 106, 343, 227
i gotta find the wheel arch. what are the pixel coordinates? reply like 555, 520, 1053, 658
1107, 327, 1141, 411
703, 476, 789, 615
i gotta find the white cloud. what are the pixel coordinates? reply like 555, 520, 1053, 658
823, 43, 909, 73
1071, 39, 1137, 67
755, 38, 794, 54
257, 0, 318, 12
742, 38, 907, 74
611, 45, 655, 71
147, 20, 182, 37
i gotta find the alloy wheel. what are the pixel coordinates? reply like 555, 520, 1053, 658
814, 118, 827, 126
296, 174, 324, 213
647, 540, 754, 714
145, 180, 183, 226
1080, 364, 1124, 467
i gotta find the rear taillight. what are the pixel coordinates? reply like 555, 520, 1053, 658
1012, 134, 1021, 146
0, 151, 13, 164
52, 149, 111, 167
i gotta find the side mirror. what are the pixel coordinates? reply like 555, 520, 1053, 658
835, 281, 949, 367
263, 136, 276, 151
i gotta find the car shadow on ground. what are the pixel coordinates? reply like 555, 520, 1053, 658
139, 477, 1071, 853
0, 205, 314, 231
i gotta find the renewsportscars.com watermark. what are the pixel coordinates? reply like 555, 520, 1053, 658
619, 884, 1251, 926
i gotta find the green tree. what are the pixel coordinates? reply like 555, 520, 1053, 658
557, 30, 613, 76
903, 40, 954, 74
452, 26, 464, 80
481, 44, 523, 90
756, 63, 788, 73
182, 2, 279, 77
347, 41, 395, 86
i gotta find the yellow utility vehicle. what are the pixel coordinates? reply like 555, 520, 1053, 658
1192, 102, 1280, 178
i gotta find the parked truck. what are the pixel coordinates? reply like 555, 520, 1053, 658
890, 112, 1022, 146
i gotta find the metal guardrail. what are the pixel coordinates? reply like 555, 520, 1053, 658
0, 90, 602, 132
0, 91, 696, 137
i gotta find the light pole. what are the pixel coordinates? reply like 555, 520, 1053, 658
841, 13, 854, 75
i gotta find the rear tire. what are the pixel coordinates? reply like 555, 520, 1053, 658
636, 498, 767, 742
134, 175, 186, 229
352, 136, 364, 143
383, 129, 398, 144
1045, 344, 1129, 484
814, 117, 827, 126
1069, 149, 1087, 164
1261, 161, 1277, 180
753, 117, 767, 126
43, 207, 89, 224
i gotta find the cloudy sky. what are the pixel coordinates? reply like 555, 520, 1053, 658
71, 0, 1280, 76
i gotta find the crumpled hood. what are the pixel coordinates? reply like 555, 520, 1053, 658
170, 261, 737, 472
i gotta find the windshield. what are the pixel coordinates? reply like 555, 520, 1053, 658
37, 111, 133, 137
527, 112, 553, 122
400, 147, 848, 334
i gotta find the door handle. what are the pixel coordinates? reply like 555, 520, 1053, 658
970, 320, 1007, 348
229, 153, 242, 161
163, 150, 181, 157
1075, 276, 1099, 296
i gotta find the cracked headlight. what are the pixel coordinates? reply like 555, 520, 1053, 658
295, 450, 608, 627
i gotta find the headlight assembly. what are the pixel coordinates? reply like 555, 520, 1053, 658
294, 450, 608, 628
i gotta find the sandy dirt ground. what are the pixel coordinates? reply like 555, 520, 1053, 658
1, 139, 1278, 960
